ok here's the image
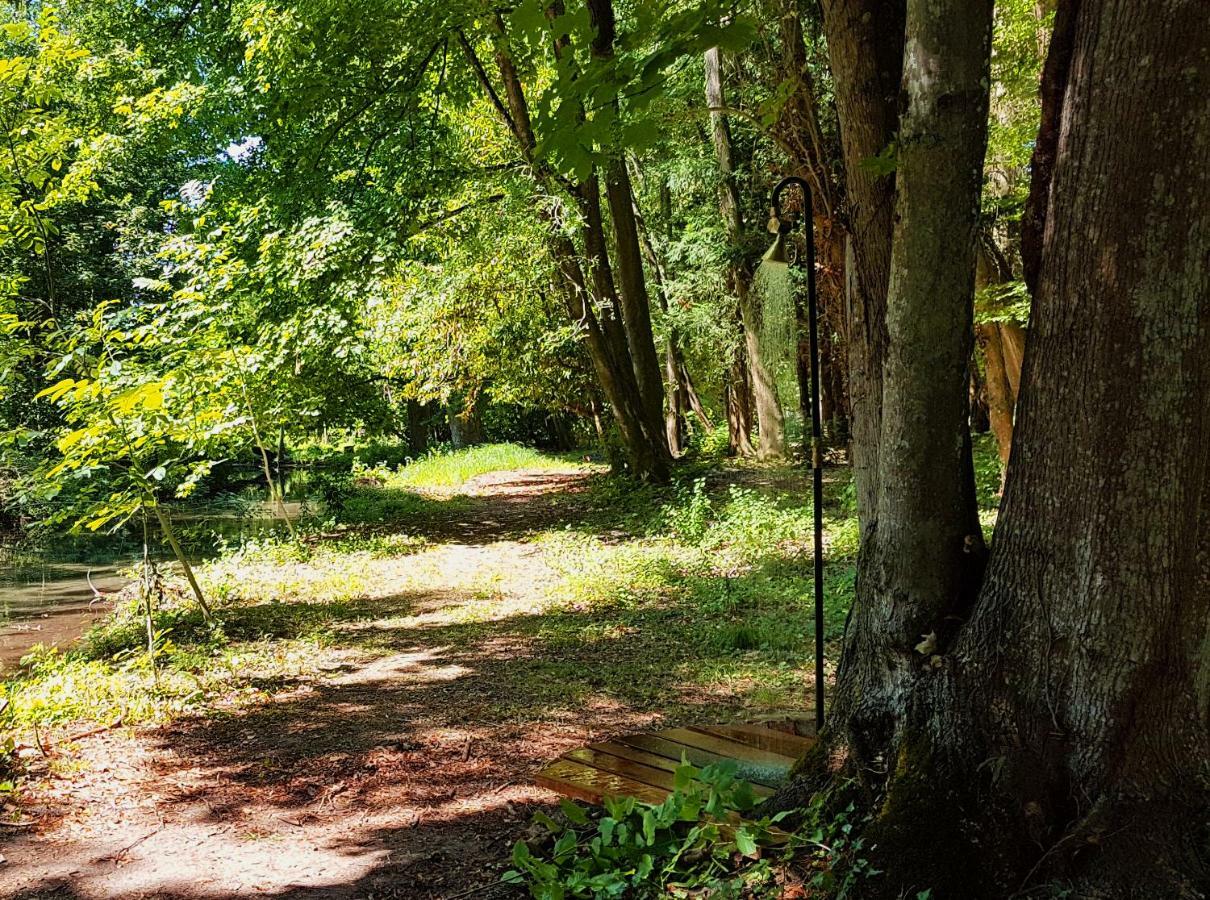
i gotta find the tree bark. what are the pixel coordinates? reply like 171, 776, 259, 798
822, 0, 904, 523
726, 319, 757, 457
895, 2, 1210, 892
999, 320, 1025, 401
811, 1, 1210, 895
809, 0, 994, 795
406, 400, 428, 454
705, 46, 787, 459
1020, 0, 1079, 297
977, 322, 1013, 470
975, 250, 1016, 473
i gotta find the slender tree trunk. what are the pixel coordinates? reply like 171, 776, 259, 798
976, 251, 1016, 472
726, 322, 757, 457
586, 0, 668, 447
406, 400, 428, 454
603, 158, 666, 439
705, 46, 787, 459
800, 0, 994, 795
998, 320, 1025, 401
823, 0, 904, 524
677, 363, 712, 432
153, 503, 212, 623
629, 166, 711, 443
460, 27, 669, 480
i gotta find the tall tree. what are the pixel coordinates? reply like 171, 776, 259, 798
704, 45, 787, 459
457, 15, 672, 480
820, 0, 994, 774
821, 0, 904, 520
885, 1, 1210, 892
783, 0, 1210, 895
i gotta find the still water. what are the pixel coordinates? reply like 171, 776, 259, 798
0, 506, 304, 670
0, 561, 132, 668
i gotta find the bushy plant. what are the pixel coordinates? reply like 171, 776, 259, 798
506, 763, 882, 899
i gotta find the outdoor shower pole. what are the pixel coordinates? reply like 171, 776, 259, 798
771, 176, 825, 733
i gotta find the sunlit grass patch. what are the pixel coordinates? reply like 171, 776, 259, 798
388, 442, 583, 492
2, 630, 338, 729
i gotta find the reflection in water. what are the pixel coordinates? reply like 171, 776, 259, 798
0, 563, 132, 668
0, 510, 303, 670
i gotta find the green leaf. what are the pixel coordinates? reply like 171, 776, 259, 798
734, 826, 758, 858
641, 809, 656, 845
532, 810, 563, 834
559, 797, 589, 826
858, 141, 898, 176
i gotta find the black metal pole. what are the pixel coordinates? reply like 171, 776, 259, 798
804, 209, 824, 734
772, 177, 825, 733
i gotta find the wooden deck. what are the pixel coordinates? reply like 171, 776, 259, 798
535, 720, 816, 806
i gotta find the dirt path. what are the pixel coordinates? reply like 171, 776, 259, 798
0, 469, 704, 900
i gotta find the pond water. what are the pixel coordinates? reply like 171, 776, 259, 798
0, 505, 307, 671
0, 561, 132, 669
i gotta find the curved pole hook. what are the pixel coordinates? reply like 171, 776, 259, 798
771, 175, 812, 233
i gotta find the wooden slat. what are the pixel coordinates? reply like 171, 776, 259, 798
656, 728, 795, 788
533, 759, 669, 805
534, 722, 806, 809
616, 732, 742, 766
658, 727, 796, 766
562, 748, 679, 792
692, 724, 816, 759
581, 743, 775, 798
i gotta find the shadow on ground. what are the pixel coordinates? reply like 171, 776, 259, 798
1, 465, 834, 899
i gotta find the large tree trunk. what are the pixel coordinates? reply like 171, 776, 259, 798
801, 1, 1210, 895
900, 2, 1210, 893
704, 46, 787, 459
823, 0, 993, 780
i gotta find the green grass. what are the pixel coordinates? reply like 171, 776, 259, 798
388, 442, 583, 491
0, 441, 1005, 760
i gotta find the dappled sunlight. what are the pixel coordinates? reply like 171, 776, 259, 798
1, 463, 856, 897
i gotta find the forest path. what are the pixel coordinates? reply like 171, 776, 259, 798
0, 467, 726, 900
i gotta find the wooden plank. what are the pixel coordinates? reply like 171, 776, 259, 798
613, 733, 774, 779
692, 724, 816, 759
609, 730, 788, 788
655, 728, 794, 788
582, 743, 775, 798
563, 748, 679, 792
658, 727, 796, 766
533, 759, 669, 805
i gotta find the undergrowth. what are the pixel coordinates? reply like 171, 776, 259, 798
505, 762, 879, 898
0, 442, 1002, 836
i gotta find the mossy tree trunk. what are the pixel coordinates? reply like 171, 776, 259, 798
824, 0, 993, 783
822, 0, 904, 523
897, 2, 1210, 892
785, 1, 1210, 895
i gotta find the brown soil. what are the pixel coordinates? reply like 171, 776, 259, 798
0, 469, 743, 900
